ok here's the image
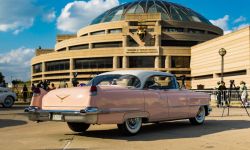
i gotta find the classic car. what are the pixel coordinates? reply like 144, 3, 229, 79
25, 70, 211, 135
0, 87, 17, 108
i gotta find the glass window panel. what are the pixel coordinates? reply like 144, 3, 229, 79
148, 4, 157, 13
170, 56, 190, 68
45, 60, 69, 71
74, 58, 113, 69
129, 56, 155, 68
135, 5, 144, 13
126, 4, 137, 14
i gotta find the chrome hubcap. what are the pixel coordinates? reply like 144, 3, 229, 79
196, 107, 205, 122
4, 98, 12, 107
127, 118, 140, 129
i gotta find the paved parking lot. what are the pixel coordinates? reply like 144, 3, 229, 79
0, 106, 250, 150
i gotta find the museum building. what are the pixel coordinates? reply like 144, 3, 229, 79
31, 0, 223, 87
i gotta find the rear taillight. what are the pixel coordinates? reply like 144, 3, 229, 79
90, 86, 97, 96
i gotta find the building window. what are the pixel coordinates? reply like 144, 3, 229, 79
171, 71, 191, 75
92, 41, 122, 48
161, 56, 166, 68
193, 74, 213, 80
208, 31, 219, 35
69, 44, 89, 50
163, 27, 184, 32
188, 28, 205, 34
129, 56, 155, 68
33, 63, 42, 73
161, 40, 198, 47
128, 36, 139, 47
170, 56, 190, 68
90, 30, 105, 35
108, 28, 122, 34
216, 70, 247, 77
81, 33, 88, 37
74, 57, 113, 69
118, 56, 123, 68
45, 60, 70, 71
57, 48, 66, 51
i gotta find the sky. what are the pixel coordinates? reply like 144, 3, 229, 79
0, 0, 249, 82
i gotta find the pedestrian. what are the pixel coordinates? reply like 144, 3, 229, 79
22, 84, 28, 102
239, 81, 248, 107
216, 81, 221, 107
59, 80, 68, 88
50, 83, 56, 90
218, 81, 227, 107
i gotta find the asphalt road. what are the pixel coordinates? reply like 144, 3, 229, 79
1, 105, 250, 150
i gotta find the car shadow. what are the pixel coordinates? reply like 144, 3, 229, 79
67, 120, 250, 141
0, 119, 27, 128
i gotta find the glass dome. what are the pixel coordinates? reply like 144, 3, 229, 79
90, 0, 212, 25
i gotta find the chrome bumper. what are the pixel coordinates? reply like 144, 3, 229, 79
24, 106, 100, 124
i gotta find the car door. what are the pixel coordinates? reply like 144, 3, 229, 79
164, 89, 189, 119
160, 76, 189, 119
143, 76, 169, 121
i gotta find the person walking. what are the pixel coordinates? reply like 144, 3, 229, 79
239, 81, 248, 107
216, 81, 221, 107
218, 81, 227, 107
22, 84, 28, 102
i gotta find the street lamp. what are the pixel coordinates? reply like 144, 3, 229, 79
219, 48, 227, 82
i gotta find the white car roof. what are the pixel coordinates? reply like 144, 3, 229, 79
98, 70, 175, 89
99, 70, 173, 77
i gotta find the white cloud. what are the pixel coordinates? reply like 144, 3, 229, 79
233, 23, 250, 30
0, 47, 35, 82
0, 0, 38, 34
233, 16, 247, 24
57, 0, 119, 33
210, 15, 230, 33
210, 15, 250, 35
43, 10, 56, 23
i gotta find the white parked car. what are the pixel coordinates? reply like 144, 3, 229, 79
0, 87, 17, 108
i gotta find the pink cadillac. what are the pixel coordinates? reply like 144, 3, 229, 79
25, 70, 211, 135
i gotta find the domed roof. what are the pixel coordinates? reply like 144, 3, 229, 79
91, 0, 212, 25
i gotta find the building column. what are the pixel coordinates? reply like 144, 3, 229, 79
42, 62, 45, 81
113, 56, 118, 69
165, 56, 170, 72
66, 47, 69, 51
123, 35, 128, 47
155, 56, 161, 69
122, 56, 128, 68
155, 35, 161, 47
89, 43, 92, 49
69, 58, 74, 85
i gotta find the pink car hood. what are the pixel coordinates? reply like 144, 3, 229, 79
42, 86, 93, 111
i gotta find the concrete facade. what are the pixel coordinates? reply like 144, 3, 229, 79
191, 26, 250, 89
31, 12, 222, 88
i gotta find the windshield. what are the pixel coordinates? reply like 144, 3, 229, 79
87, 74, 141, 88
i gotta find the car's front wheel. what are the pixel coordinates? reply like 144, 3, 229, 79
67, 122, 90, 133
189, 106, 206, 125
117, 117, 142, 135
2, 96, 14, 108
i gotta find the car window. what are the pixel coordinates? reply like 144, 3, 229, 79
144, 75, 177, 90
88, 74, 141, 88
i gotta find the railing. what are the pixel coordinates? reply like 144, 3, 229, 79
193, 89, 249, 107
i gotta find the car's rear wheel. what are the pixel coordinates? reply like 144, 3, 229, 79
67, 122, 90, 132
189, 106, 206, 125
2, 96, 14, 108
117, 117, 142, 135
